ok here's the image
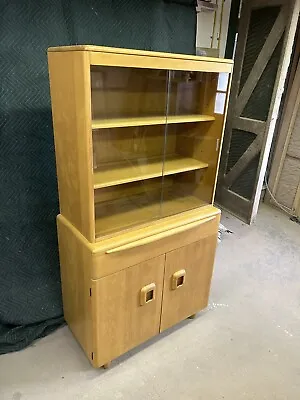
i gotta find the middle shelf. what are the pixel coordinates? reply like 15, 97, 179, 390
92, 114, 215, 129
93, 155, 208, 189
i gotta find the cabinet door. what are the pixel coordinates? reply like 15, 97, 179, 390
92, 255, 164, 367
160, 234, 217, 332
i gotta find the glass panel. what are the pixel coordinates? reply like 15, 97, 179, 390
91, 66, 168, 237
91, 66, 168, 120
91, 66, 230, 237
162, 71, 230, 218
167, 70, 218, 117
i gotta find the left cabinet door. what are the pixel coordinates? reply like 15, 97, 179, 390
91, 255, 165, 367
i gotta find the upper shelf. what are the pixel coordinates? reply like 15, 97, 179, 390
94, 155, 208, 189
92, 114, 215, 129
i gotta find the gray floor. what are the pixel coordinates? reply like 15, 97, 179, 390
1, 204, 300, 400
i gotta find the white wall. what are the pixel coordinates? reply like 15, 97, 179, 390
196, 0, 232, 58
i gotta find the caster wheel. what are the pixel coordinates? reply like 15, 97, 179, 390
103, 362, 111, 369
188, 313, 197, 319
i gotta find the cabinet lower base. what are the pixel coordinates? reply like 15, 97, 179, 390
98, 313, 198, 369
57, 208, 220, 368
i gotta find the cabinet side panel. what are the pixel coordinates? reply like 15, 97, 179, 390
48, 51, 95, 241
57, 215, 93, 363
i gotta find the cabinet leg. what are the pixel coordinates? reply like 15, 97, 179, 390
103, 362, 111, 369
188, 313, 197, 319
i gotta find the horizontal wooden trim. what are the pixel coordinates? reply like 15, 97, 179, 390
232, 117, 266, 135
91, 214, 220, 278
89, 52, 233, 73
105, 216, 216, 253
223, 135, 262, 187
48, 45, 233, 64
92, 114, 215, 129
94, 205, 220, 250
93, 155, 208, 189
215, 187, 251, 223
58, 205, 221, 255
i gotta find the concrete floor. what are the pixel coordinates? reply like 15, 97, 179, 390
1, 204, 300, 399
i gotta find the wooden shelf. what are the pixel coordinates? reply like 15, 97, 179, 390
92, 114, 215, 129
94, 155, 208, 189
95, 193, 206, 237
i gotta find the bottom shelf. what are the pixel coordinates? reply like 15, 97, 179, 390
95, 191, 206, 237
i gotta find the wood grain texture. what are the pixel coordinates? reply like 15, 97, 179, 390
92, 115, 215, 129
106, 216, 216, 253
95, 193, 207, 237
235, 6, 287, 117
91, 67, 168, 121
58, 205, 219, 253
287, 106, 300, 158
48, 44, 233, 65
49, 44, 228, 368
275, 156, 300, 208
223, 134, 263, 187
94, 178, 173, 204
91, 255, 165, 367
93, 155, 208, 189
294, 183, 300, 218
48, 51, 95, 241
267, 59, 300, 202
57, 214, 93, 363
232, 117, 265, 135
92, 125, 176, 167
160, 228, 219, 332
90, 52, 233, 73
175, 114, 227, 204
92, 212, 219, 279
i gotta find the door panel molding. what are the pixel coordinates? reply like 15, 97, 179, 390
235, 7, 287, 117
233, 117, 266, 135
217, 0, 299, 223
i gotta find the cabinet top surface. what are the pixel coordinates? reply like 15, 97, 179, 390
47, 44, 233, 64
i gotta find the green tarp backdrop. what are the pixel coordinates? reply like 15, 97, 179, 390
0, 0, 196, 354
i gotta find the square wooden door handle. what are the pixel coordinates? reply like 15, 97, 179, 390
171, 269, 186, 290
140, 283, 156, 306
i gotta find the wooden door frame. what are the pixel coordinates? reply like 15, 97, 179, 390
217, 0, 300, 223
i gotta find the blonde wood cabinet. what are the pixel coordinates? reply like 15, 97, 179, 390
160, 234, 218, 332
48, 45, 232, 368
91, 256, 165, 367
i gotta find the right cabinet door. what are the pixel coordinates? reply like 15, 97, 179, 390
160, 234, 218, 332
